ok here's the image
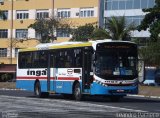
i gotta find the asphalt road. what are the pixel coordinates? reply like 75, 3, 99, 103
0, 90, 160, 118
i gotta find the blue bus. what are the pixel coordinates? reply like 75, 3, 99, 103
16, 40, 138, 101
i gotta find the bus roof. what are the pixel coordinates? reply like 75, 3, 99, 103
19, 39, 136, 52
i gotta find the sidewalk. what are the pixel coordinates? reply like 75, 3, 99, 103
132, 85, 160, 99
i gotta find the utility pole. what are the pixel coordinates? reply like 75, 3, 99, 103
10, 0, 13, 64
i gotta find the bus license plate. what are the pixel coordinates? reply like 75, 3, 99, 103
117, 90, 124, 92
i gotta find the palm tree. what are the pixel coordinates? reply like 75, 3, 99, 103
105, 16, 135, 41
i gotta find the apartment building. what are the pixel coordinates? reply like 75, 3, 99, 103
0, 0, 99, 80
0, 0, 99, 65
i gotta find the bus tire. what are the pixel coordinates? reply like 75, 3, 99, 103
34, 81, 49, 98
73, 83, 82, 101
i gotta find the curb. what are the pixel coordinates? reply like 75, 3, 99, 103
0, 88, 25, 91
128, 94, 160, 99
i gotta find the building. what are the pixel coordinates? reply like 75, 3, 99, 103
0, 0, 99, 64
101, 0, 155, 40
0, 0, 99, 80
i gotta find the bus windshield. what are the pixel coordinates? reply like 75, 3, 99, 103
95, 49, 137, 80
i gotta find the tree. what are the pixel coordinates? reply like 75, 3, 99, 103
70, 23, 95, 41
138, 0, 160, 42
105, 16, 136, 41
29, 17, 70, 43
91, 28, 110, 40
139, 41, 160, 67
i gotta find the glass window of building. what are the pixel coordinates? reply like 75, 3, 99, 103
119, 0, 126, 10
126, 0, 133, 9
141, 0, 148, 9
106, 1, 112, 10
56, 29, 70, 37
36, 10, 49, 19
57, 9, 71, 18
0, 10, 8, 20
0, 29, 8, 38
133, 0, 140, 9
126, 16, 144, 26
16, 10, 29, 19
112, 0, 118, 10
15, 48, 19, 57
16, 29, 28, 39
0, 48, 7, 57
80, 8, 94, 17
148, 0, 155, 8
35, 32, 42, 40
105, 0, 155, 10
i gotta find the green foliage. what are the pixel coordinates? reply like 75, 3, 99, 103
29, 17, 70, 43
138, 0, 160, 42
70, 16, 135, 41
70, 23, 95, 41
91, 28, 110, 40
139, 41, 160, 66
105, 16, 136, 41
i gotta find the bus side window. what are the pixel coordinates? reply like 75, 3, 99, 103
19, 53, 26, 68
26, 53, 32, 68
50, 51, 55, 68
32, 51, 39, 68
64, 49, 73, 68
56, 51, 64, 68
39, 51, 48, 68
74, 48, 82, 68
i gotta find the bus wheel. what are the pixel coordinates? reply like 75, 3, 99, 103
34, 82, 48, 98
73, 83, 82, 101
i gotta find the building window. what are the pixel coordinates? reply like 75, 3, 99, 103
15, 48, 19, 57
105, 0, 155, 10
57, 29, 70, 37
0, 10, 8, 20
126, 16, 144, 26
35, 32, 42, 40
57, 9, 71, 18
0, 29, 8, 38
105, 16, 144, 28
36, 10, 49, 19
80, 8, 94, 17
16, 10, 29, 19
148, 0, 155, 8
16, 29, 28, 39
0, 48, 7, 57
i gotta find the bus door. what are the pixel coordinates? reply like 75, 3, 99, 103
82, 47, 92, 91
49, 52, 56, 92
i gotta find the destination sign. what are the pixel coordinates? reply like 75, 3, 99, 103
96, 42, 136, 50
